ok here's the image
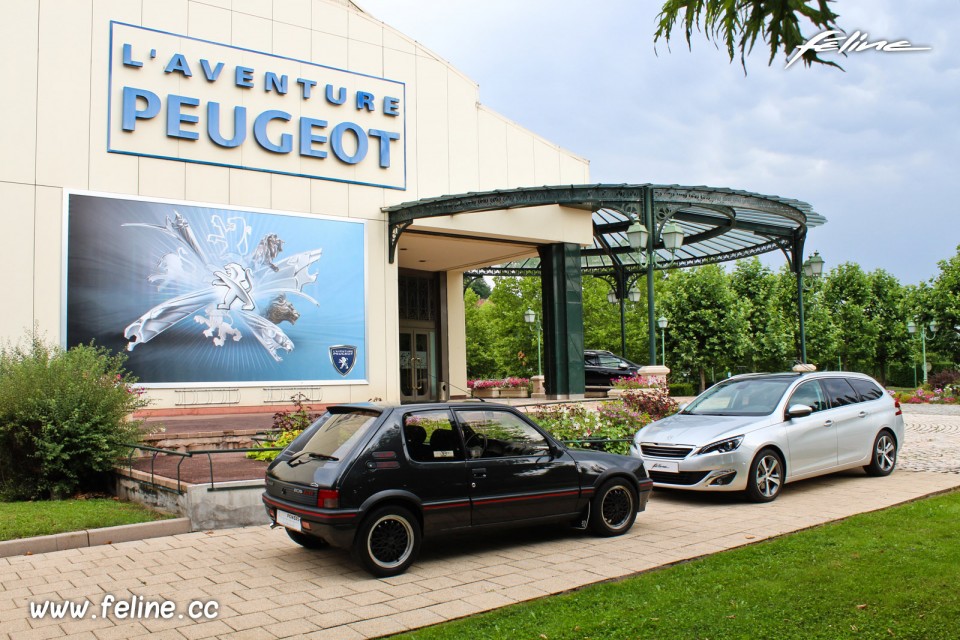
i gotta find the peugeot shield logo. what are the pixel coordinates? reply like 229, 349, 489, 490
329, 345, 358, 376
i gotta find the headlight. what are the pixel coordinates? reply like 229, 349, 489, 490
696, 435, 744, 455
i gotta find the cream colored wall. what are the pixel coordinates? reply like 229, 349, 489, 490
0, 0, 589, 409
445, 271, 468, 398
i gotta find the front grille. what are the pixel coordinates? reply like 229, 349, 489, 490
649, 470, 710, 486
641, 444, 693, 459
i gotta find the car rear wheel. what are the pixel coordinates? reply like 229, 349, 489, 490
746, 448, 784, 503
589, 479, 638, 536
353, 506, 421, 577
286, 528, 329, 549
864, 430, 898, 477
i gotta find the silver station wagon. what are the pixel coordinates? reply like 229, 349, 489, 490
630, 372, 905, 502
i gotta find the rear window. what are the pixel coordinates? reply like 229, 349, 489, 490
295, 410, 380, 460
822, 378, 860, 407
848, 377, 884, 401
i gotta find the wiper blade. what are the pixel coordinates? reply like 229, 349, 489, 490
288, 451, 339, 465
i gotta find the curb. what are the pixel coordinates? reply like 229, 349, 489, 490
0, 517, 192, 558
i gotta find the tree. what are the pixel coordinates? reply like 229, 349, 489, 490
730, 259, 793, 371
463, 288, 499, 380
660, 265, 749, 391
866, 269, 910, 384
654, 0, 843, 70
820, 263, 878, 373
464, 277, 491, 299
484, 276, 543, 378
929, 244, 960, 365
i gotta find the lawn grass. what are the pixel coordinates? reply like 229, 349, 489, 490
400, 490, 960, 640
0, 498, 171, 541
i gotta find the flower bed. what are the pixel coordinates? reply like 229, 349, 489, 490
468, 377, 531, 398
893, 386, 959, 404
611, 374, 662, 390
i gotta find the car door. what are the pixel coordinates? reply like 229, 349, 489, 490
453, 408, 580, 527
838, 377, 886, 466
784, 380, 838, 477
819, 377, 867, 468
400, 410, 471, 534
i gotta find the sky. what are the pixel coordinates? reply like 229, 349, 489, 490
357, 0, 958, 285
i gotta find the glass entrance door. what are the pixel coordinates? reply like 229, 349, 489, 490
400, 330, 436, 403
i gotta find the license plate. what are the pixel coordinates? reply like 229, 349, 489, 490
277, 510, 302, 532
646, 459, 680, 474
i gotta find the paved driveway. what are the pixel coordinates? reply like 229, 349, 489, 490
3, 410, 959, 640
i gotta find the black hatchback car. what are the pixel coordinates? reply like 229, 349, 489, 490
262, 402, 652, 576
585, 350, 641, 386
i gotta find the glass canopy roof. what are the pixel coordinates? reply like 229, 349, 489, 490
383, 183, 825, 277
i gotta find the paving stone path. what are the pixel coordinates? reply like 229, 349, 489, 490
900, 408, 960, 474
2, 409, 959, 640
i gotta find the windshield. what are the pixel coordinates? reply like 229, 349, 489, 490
295, 409, 380, 460
684, 378, 793, 416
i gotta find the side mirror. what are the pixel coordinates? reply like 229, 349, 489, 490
786, 404, 814, 419
678, 403, 689, 411
618, 362, 629, 369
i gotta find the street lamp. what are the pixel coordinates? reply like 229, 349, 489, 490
796, 250, 825, 368
802, 251, 825, 279
607, 283, 642, 357
627, 212, 685, 367
907, 319, 938, 385
657, 316, 668, 366
523, 308, 542, 377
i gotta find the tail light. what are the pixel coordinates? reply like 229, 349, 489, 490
317, 489, 339, 509
894, 399, 902, 416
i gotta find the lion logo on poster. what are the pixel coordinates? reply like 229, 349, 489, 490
122, 210, 322, 363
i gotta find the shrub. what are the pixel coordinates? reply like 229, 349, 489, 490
0, 333, 149, 500
611, 374, 660, 390
247, 394, 319, 462
929, 369, 960, 393
621, 388, 680, 422
669, 382, 696, 397
527, 396, 674, 456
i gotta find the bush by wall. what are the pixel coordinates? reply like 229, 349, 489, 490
0, 333, 149, 500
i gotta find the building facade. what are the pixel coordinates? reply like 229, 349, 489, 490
2, 0, 594, 410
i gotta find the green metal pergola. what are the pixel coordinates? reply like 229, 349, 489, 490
384, 184, 826, 396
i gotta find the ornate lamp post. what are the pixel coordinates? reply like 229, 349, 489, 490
657, 316, 668, 366
523, 308, 542, 377
907, 319, 938, 385
607, 283, 641, 358
626, 211, 684, 368
795, 250, 825, 370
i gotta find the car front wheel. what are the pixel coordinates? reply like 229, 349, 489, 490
746, 448, 784, 503
589, 479, 638, 536
864, 430, 898, 477
353, 506, 421, 577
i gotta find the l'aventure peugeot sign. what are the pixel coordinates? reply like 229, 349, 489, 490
108, 22, 406, 190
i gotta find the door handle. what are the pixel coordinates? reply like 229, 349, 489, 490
858, 411, 867, 418
823, 420, 834, 427
472, 468, 487, 478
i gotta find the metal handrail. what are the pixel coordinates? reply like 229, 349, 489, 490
121, 443, 283, 493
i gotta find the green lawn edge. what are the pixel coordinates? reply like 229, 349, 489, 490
398, 489, 960, 640
0, 499, 173, 541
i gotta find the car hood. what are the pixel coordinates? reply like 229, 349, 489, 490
639, 412, 771, 446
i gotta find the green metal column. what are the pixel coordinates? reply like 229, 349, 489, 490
644, 189, 658, 366
538, 243, 585, 397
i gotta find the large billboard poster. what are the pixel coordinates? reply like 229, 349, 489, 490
65, 193, 366, 386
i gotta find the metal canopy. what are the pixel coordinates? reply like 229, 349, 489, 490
383, 183, 825, 278
384, 183, 826, 370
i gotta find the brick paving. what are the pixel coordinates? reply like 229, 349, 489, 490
2, 411, 959, 639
